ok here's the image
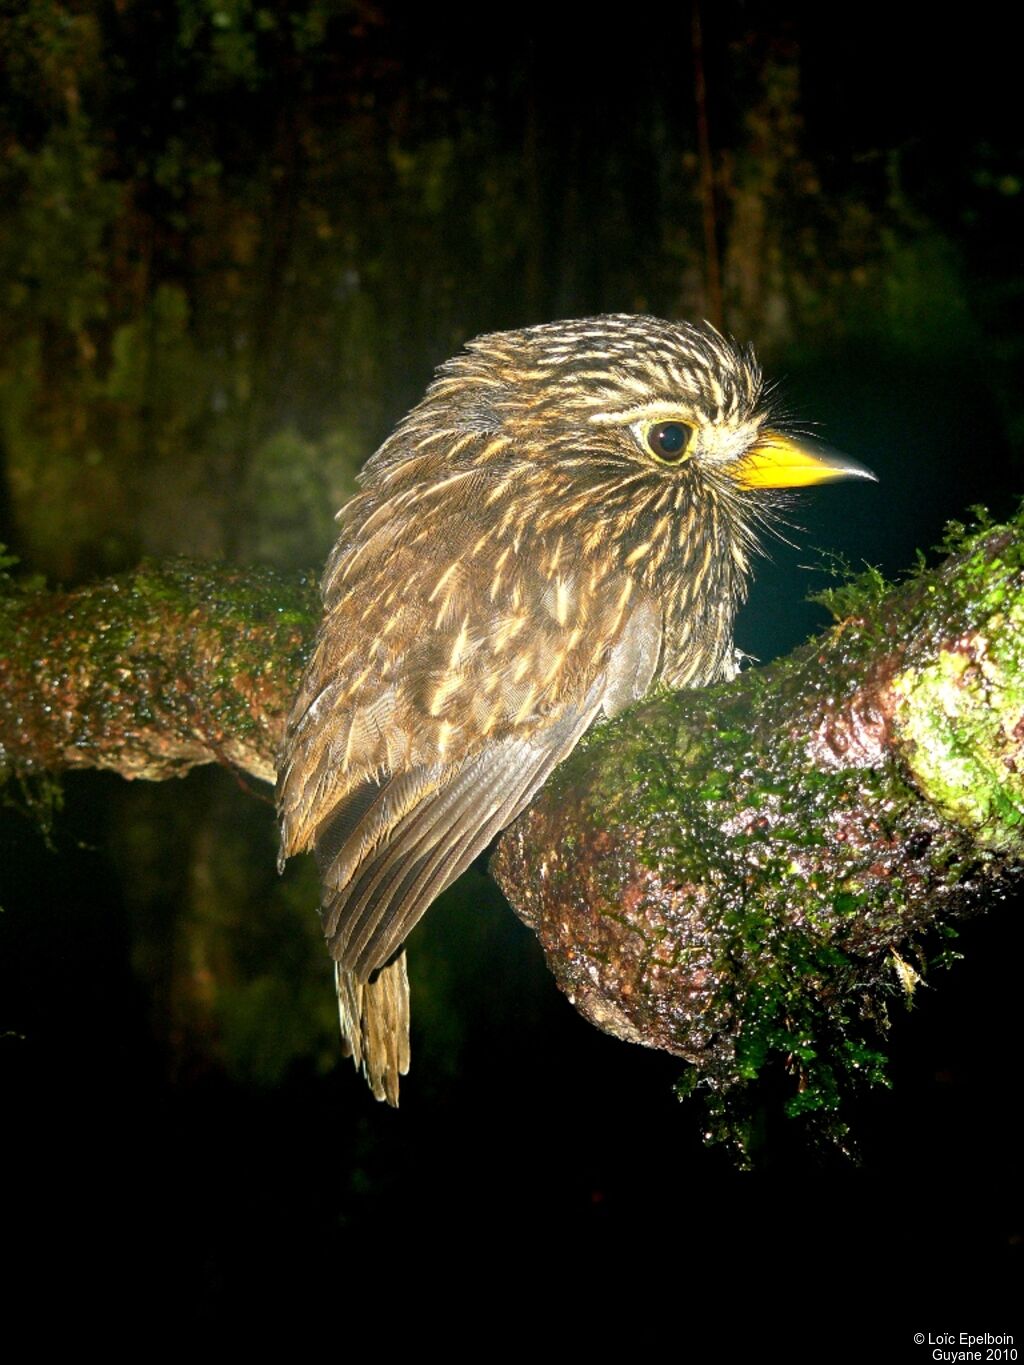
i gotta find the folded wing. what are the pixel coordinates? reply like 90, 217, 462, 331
278, 506, 662, 1101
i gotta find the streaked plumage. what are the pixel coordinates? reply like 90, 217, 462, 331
277, 313, 873, 1102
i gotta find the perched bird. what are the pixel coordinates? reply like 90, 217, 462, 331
277, 314, 874, 1103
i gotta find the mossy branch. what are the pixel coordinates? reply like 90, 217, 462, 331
492, 508, 1024, 1150
0, 558, 319, 786
2, 513, 1022, 1152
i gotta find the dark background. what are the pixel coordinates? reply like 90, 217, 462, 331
1, 1, 1020, 1338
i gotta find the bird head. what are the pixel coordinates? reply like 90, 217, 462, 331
371, 314, 873, 572
432, 312, 871, 486
346, 314, 874, 687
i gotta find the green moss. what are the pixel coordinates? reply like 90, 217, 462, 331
893, 604, 1024, 853
562, 687, 904, 1156
811, 561, 892, 623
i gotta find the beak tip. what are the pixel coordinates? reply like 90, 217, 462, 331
738, 432, 879, 489
845, 463, 879, 484
799, 439, 878, 486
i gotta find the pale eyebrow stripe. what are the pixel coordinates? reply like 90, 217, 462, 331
588, 401, 698, 426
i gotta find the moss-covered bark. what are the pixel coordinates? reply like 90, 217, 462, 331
0, 558, 318, 785
491, 510, 1024, 1151
2, 512, 1021, 1154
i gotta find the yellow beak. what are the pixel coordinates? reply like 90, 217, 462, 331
735, 431, 878, 489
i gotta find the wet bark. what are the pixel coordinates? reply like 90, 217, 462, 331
0, 559, 318, 786
492, 512, 1024, 1116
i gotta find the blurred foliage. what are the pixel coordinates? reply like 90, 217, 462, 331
1, 0, 1022, 1104
107, 769, 338, 1086
3, 1, 1021, 581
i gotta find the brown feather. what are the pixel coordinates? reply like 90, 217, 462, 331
278, 314, 776, 1103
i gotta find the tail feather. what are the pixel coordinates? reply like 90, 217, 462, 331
335, 952, 411, 1106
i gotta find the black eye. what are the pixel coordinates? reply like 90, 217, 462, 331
647, 421, 694, 463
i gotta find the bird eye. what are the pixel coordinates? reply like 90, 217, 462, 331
646, 421, 694, 464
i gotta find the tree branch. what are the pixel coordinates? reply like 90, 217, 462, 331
3, 513, 1021, 1150
0, 559, 318, 786
491, 510, 1023, 1140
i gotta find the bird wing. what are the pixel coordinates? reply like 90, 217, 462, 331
278, 512, 662, 981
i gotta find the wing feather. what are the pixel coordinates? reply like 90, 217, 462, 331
334, 954, 410, 1104
326, 678, 607, 978
277, 496, 664, 1103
